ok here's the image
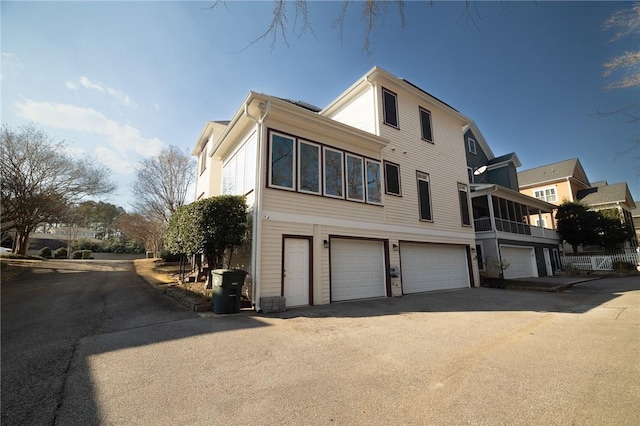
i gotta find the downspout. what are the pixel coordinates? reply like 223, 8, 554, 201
245, 98, 271, 312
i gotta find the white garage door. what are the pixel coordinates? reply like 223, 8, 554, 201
400, 243, 469, 293
501, 245, 537, 279
331, 239, 386, 302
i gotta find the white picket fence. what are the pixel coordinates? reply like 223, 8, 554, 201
562, 253, 640, 271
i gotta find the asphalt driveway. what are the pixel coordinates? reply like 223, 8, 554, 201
2, 260, 639, 425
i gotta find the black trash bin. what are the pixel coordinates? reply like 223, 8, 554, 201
211, 269, 247, 314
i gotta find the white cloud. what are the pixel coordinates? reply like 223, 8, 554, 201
66, 76, 138, 108
1, 52, 24, 80
15, 98, 165, 173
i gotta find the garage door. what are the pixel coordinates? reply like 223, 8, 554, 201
500, 245, 537, 279
400, 243, 469, 293
331, 239, 386, 302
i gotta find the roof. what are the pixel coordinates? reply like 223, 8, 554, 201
576, 182, 636, 209
631, 201, 640, 218
518, 158, 590, 188
488, 152, 521, 168
275, 98, 322, 113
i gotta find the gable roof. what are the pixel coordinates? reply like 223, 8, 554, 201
576, 182, 636, 209
463, 121, 494, 160
489, 152, 521, 168
518, 158, 590, 188
321, 66, 471, 126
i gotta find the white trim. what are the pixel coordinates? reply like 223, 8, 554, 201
533, 186, 558, 203
268, 131, 296, 191
323, 147, 345, 199
262, 210, 475, 244
297, 139, 322, 196
467, 137, 477, 154
365, 159, 383, 205
345, 153, 365, 202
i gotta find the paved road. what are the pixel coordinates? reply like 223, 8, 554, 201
1, 260, 195, 426
2, 261, 639, 425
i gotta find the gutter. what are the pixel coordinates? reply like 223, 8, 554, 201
245, 98, 271, 313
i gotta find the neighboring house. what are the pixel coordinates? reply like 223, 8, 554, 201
631, 202, 640, 246
193, 67, 480, 311
464, 123, 561, 279
518, 158, 637, 252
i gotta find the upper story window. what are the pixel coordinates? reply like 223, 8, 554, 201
199, 143, 208, 175
298, 140, 321, 195
416, 171, 433, 222
458, 183, 471, 226
223, 137, 256, 196
467, 137, 477, 154
269, 132, 296, 190
384, 161, 401, 196
382, 87, 399, 128
323, 147, 344, 199
534, 187, 558, 202
365, 159, 382, 204
419, 107, 433, 143
346, 154, 365, 202
467, 167, 474, 183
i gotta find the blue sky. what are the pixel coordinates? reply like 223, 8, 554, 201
2, 1, 639, 210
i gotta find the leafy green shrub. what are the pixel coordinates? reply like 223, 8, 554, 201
82, 250, 92, 259
38, 246, 52, 258
613, 261, 637, 272
54, 248, 68, 259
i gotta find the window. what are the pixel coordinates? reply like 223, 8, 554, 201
365, 160, 382, 204
298, 140, 321, 195
384, 161, 401, 196
222, 138, 256, 196
476, 244, 484, 270
269, 132, 296, 190
199, 144, 207, 175
533, 187, 558, 203
419, 107, 433, 142
536, 218, 547, 228
382, 88, 398, 128
346, 154, 365, 202
467, 167, 474, 183
323, 147, 344, 198
458, 183, 471, 226
467, 137, 477, 154
417, 171, 432, 221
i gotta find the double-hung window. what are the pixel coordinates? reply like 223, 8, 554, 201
419, 107, 433, 143
458, 183, 471, 226
384, 161, 401, 196
533, 187, 557, 203
416, 171, 432, 221
467, 137, 477, 154
382, 88, 398, 128
199, 144, 207, 175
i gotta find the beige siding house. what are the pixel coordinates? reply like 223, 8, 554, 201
194, 67, 479, 312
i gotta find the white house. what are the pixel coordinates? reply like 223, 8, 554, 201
194, 67, 480, 312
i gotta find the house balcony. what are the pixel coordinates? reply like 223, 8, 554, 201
474, 217, 559, 240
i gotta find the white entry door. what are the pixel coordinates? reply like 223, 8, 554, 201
283, 238, 310, 307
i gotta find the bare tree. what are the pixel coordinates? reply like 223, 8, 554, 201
130, 146, 195, 224
114, 213, 165, 255
211, 0, 479, 57
1, 124, 115, 254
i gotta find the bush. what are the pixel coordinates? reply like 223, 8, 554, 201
160, 250, 181, 262
71, 250, 92, 259
54, 247, 68, 259
613, 261, 637, 272
38, 246, 52, 258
